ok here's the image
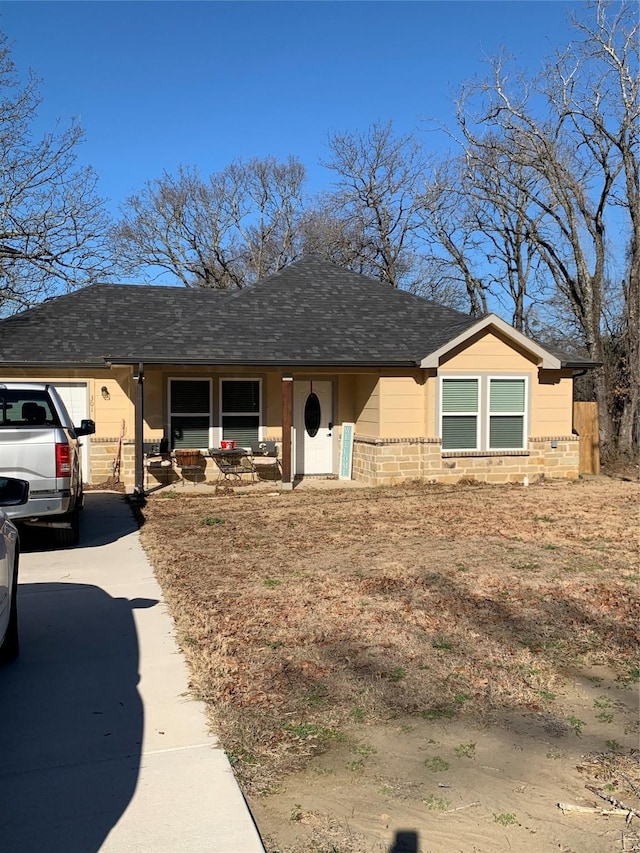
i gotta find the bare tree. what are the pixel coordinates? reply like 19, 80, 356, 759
419, 149, 555, 329
115, 157, 307, 288
320, 122, 429, 289
418, 158, 489, 317
223, 156, 306, 282
569, 0, 639, 456
115, 165, 241, 288
298, 196, 377, 274
617, 250, 640, 456
434, 0, 638, 453
0, 33, 114, 314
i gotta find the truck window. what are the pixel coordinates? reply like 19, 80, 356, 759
0, 391, 61, 427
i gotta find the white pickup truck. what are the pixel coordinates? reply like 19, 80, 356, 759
0, 383, 95, 547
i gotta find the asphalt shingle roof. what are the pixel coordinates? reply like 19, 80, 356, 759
0, 284, 229, 366
0, 256, 595, 368
106, 256, 479, 365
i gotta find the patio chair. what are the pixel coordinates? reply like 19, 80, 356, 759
249, 441, 281, 481
143, 441, 173, 489
173, 449, 204, 486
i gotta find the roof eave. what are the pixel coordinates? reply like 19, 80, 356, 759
561, 359, 602, 371
107, 356, 419, 368
0, 360, 112, 369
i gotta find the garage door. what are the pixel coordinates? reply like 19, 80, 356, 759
53, 383, 91, 484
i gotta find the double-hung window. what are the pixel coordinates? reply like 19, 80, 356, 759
221, 379, 260, 447
441, 378, 479, 450
441, 376, 527, 452
169, 379, 211, 449
488, 379, 526, 449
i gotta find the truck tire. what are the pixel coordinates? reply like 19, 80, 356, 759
55, 507, 80, 548
0, 557, 19, 664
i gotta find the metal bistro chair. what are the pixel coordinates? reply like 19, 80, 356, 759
143, 440, 173, 489
249, 441, 281, 481
209, 447, 256, 483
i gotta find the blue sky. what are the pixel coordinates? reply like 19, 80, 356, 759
1, 0, 584, 225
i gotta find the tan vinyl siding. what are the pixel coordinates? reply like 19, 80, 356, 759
440, 329, 539, 371
530, 372, 574, 436
354, 375, 380, 437
337, 374, 356, 424
93, 368, 135, 439
140, 366, 166, 438
379, 374, 425, 438
424, 371, 438, 437
262, 371, 281, 439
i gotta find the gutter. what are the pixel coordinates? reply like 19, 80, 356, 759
0, 361, 112, 369
104, 357, 419, 368
561, 361, 602, 371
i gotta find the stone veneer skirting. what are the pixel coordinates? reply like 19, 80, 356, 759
351, 435, 580, 486
88, 438, 139, 489
88, 435, 580, 490
89, 438, 124, 483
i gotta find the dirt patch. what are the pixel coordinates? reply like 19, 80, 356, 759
139, 477, 640, 853
85, 477, 126, 493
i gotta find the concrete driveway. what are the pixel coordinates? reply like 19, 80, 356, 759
0, 491, 265, 853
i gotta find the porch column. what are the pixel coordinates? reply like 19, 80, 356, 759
281, 374, 293, 490
134, 362, 145, 495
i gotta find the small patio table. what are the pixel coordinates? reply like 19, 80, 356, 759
209, 448, 256, 483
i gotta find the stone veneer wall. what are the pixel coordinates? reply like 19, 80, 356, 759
352, 435, 580, 486
89, 438, 123, 484
89, 439, 139, 489
91, 435, 579, 490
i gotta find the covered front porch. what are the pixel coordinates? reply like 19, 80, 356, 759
123, 363, 391, 494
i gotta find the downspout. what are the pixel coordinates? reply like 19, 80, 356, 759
134, 362, 145, 495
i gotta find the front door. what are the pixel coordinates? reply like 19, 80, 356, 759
293, 381, 333, 476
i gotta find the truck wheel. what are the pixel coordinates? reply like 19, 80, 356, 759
55, 508, 80, 548
0, 558, 19, 664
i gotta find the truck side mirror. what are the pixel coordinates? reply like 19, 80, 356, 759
76, 419, 96, 437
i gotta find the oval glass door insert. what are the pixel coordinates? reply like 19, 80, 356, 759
304, 392, 321, 437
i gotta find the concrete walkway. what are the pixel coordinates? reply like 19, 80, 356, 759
0, 492, 265, 853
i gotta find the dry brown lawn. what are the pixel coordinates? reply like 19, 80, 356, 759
139, 476, 640, 853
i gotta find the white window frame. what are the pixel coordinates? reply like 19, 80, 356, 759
168, 377, 213, 450
439, 374, 529, 453
439, 375, 480, 452
218, 377, 262, 448
486, 375, 528, 451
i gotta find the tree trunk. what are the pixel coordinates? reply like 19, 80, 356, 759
618, 261, 640, 456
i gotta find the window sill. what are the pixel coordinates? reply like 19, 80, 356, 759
442, 450, 529, 458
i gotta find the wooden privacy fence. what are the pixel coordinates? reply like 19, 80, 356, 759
573, 401, 600, 475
